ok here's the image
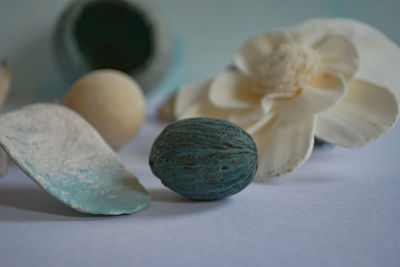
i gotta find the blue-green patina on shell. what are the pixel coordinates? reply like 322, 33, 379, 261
149, 118, 258, 200
0, 103, 150, 215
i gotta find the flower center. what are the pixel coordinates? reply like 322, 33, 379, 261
254, 44, 319, 96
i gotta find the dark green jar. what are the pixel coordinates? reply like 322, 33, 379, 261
54, 0, 171, 94
149, 118, 258, 200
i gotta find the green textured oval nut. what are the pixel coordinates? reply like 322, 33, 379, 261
149, 118, 258, 200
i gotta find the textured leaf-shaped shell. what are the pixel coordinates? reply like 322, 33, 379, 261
149, 118, 258, 200
0, 103, 150, 215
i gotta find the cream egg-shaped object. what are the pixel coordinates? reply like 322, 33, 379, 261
65, 69, 146, 149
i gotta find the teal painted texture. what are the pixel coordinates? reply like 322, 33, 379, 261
0, 104, 150, 215
149, 118, 258, 200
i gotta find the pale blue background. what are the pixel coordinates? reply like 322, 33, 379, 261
1, 0, 399, 106
0, 1, 400, 267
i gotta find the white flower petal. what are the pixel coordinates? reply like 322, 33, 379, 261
291, 18, 400, 101
353, 31, 400, 102
229, 106, 277, 135
253, 116, 316, 179
209, 71, 259, 109
174, 80, 211, 118
246, 112, 276, 135
177, 98, 231, 121
313, 34, 359, 81
278, 72, 346, 122
234, 31, 292, 76
289, 18, 332, 45
316, 79, 399, 148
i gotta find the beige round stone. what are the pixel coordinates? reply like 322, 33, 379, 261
65, 69, 145, 149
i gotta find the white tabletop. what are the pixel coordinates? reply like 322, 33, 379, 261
0, 119, 399, 267
0, 0, 399, 266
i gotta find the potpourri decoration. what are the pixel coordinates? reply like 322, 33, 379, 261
0, 104, 150, 215
149, 118, 258, 200
174, 18, 400, 179
65, 69, 146, 149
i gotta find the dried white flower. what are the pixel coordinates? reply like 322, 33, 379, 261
174, 18, 400, 179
